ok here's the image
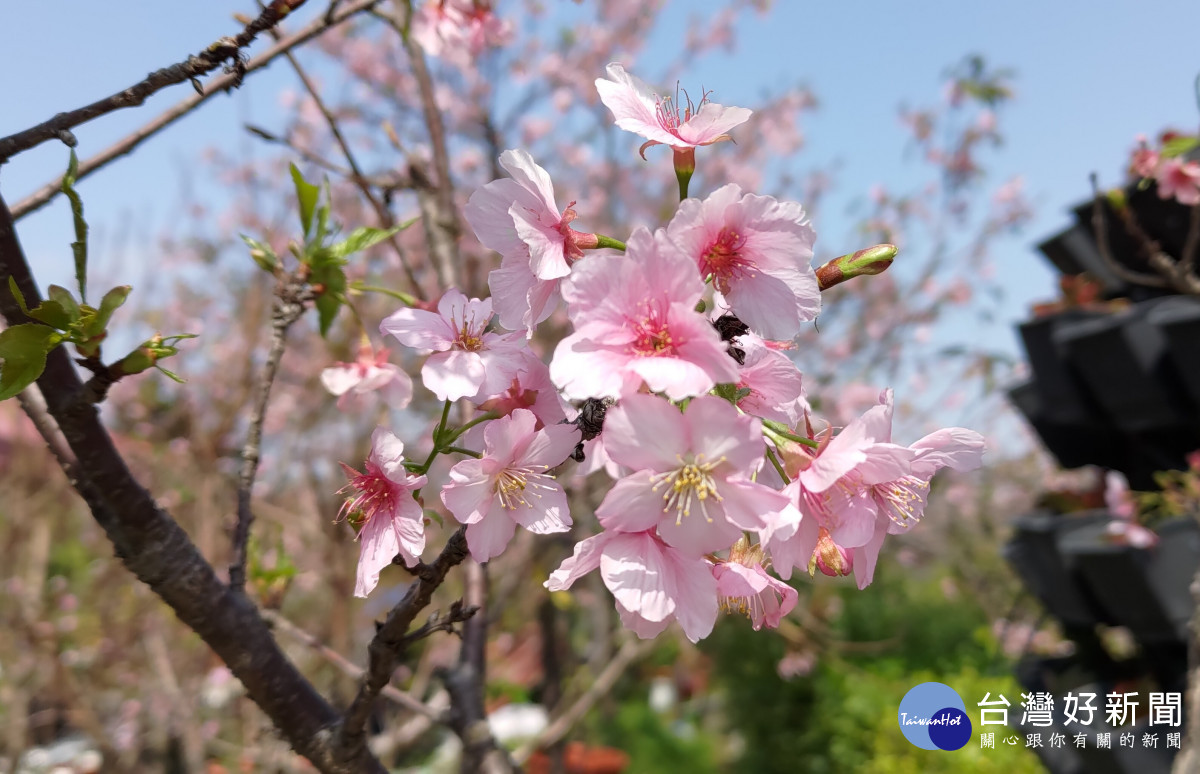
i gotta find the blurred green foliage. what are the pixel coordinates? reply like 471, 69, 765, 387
577, 561, 1041, 772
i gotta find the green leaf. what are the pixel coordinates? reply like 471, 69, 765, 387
307, 246, 345, 272
313, 178, 334, 245
329, 224, 407, 259
155, 365, 186, 384
25, 300, 74, 330
60, 150, 89, 304
314, 268, 347, 337
46, 285, 81, 322
0, 324, 61, 401
3, 281, 73, 332
80, 285, 130, 338
289, 163, 320, 238
240, 234, 279, 273
1161, 135, 1200, 159
8, 277, 28, 314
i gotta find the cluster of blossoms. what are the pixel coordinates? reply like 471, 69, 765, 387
332, 64, 985, 641
411, 0, 512, 67
1128, 131, 1200, 206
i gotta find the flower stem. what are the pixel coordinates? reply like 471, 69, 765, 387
762, 419, 819, 449
443, 410, 502, 445
352, 282, 418, 307
677, 169, 692, 201
594, 234, 626, 251
446, 446, 482, 458
765, 446, 790, 485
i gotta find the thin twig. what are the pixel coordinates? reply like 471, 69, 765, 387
382, 0, 462, 291
230, 271, 313, 590
262, 608, 444, 720
1088, 174, 1171, 289
1180, 203, 1200, 279
244, 123, 415, 193
270, 32, 427, 299
336, 527, 473, 759
11, 0, 385, 221
513, 638, 654, 764
0, 0, 310, 163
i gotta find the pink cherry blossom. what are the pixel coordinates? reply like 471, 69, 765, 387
767, 391, 985, 586
467, 149, 597, 282
320, 340, 413, 412
1155, 157, 1200, 205
412, 0, 512, 64
1105, 470, 1136, 520
713, 538, 797, 631
440, 409, 579, 562
338, 428, 428, 598
595, 63, 752, 156
546, 529, 719, 643
595, 394, 789, 556
549, 228, 738, 401
734, 335, 805, 424
474, 357, 569, 430
1129, 141, 1160, 179
380, 289, 531, 401
1104, 471, 1157, 548
666, 184, 819, 339
486, 251, 564, 336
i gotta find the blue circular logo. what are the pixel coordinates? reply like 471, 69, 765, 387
898, 682, 972, 750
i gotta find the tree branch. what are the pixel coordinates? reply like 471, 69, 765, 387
229, 271, 312, 590
441, 560, 512, 774
1088, 174, 1171, 290
336, 527, 472, 759
262, 608, 445, 720
1179, 203, 1200, 280
270, 32, 427, 299
380, 0, 462, 291
10, 0, 385, 221
0, 0, 310, 164
0, 191, 383, 774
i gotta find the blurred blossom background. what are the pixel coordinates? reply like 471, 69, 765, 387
1, 1, 1198, 772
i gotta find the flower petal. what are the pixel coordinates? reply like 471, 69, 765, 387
596, 471, 670, 533
600, 532, 674, 623
602, 394, 689, 472
465, 506, 519, 563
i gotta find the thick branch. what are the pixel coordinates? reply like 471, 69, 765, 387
229, 272, 312, 590
11, 0, 385, 221
0, 0, 309, 163
337, 527, 471, 759
0, 192, 381, 774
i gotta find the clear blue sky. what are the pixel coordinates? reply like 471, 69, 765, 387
2, 0, 1199, 368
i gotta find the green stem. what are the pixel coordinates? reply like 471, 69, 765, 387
446, 446, 482, 458
762, 419, 819, 449
677, 169, 692, 201
765, 446, 790, 485
352, 283, 418, 307
414, 400, 454, 476
443, 410, 502, 445
594, 234, 626, 252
